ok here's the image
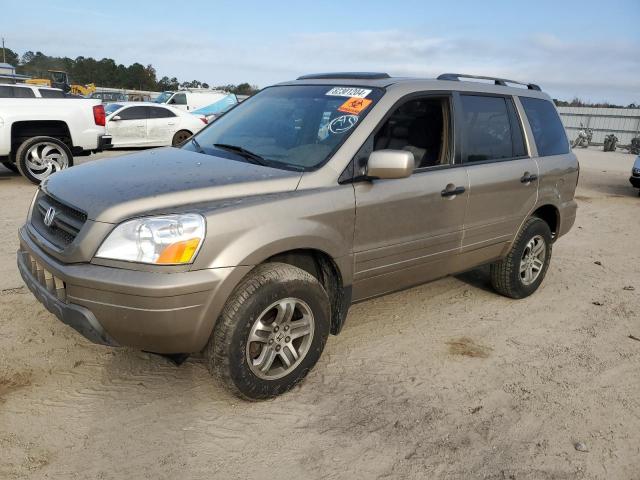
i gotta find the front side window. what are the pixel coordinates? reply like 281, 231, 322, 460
460, 95, 525, 163
373, 97, 451, 169
117, 106, 149, 120
170, 93, 187, 105
520, 97, 569, 157
183, 85, 384, 171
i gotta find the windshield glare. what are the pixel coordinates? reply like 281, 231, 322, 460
182, 85, 384, 171
105, 103, 123, 115
154, 92, 173, 103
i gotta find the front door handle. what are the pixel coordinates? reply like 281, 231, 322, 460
441, 185, 466, 197
521, 173, 538, 184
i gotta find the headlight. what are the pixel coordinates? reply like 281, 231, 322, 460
95, 214, 205, 265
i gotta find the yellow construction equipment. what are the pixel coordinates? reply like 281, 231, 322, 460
25, 70, 95, 96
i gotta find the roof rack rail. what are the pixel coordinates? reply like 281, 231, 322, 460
297, 72, 391, 80
437, 73, 541, 91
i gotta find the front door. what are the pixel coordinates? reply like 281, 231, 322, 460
107, 106, 149, 147
456, 94, 538, 265
352, 95, 469, 301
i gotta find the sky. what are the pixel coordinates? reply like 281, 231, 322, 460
1, 0, 639, 104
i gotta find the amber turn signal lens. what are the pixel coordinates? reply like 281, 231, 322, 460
155, 238, 201, 265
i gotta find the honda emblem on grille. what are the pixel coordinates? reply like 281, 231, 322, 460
43, 207, 57, 227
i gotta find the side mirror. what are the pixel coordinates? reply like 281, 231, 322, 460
111, 115, 121, 121
367, 150, 415, 180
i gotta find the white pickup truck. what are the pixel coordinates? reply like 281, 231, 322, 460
0, 85, 112, 184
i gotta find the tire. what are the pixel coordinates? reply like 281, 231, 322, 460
1, 161, 18, 173
490, 217, 553, 299
15, 136, 73, 185
206, 262, 331, 400
172, 130, 192, 146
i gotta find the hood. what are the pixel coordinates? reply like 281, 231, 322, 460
42, 147, 302, 223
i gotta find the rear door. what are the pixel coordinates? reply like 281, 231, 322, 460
107, 106, 149, 147
456, 93, 538, 265
146, 106, 178, 145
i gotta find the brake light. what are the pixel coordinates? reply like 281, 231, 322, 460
93, 105, 106, 126
199, 116, 208, 124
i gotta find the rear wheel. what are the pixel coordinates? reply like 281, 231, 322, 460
172, 130, 192, 146
206, 263, 331, 400
490, 217, 552, 299
15, 136, 73, 184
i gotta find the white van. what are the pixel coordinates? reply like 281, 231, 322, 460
153, 90, 229, 112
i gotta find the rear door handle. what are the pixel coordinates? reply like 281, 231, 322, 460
521, 173, 538, 183
441, 186, 466, 197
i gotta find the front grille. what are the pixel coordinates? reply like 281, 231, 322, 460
31, 192, 87, 249
24, 252, 66, 301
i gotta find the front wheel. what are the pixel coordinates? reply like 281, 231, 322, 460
15, 136, 73, 184
490, 217, 552, 299
206, 263, 331, 400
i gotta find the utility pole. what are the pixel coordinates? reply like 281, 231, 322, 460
2, 37, 6, 63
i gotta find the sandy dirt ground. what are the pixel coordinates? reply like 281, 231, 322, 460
1, 148, 639, 479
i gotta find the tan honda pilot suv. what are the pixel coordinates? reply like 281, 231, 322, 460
18, 73, 578, 399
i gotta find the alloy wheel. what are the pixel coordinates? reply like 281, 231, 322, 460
246, 298, 315, 380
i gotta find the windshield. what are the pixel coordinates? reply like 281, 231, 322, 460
193, 94, 238, 115
182, 85, 384, 171
154, 92, 174, 103
105, 103, 124, 115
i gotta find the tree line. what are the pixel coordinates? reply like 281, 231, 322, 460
2, 48, 259, 95
553, 97, 638, 109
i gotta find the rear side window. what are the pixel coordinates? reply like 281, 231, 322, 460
520, 97, 569, 157
13, 87, 36, 98
148, 107, 176, 118
39, 89, 65, 98
460, 95, 526, 163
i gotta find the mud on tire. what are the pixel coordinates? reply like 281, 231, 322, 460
490, 217, 553, 299
206, 262, 331, 400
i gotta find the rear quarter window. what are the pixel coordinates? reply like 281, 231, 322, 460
520, 97, 569, 157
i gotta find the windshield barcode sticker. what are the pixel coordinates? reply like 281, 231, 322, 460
326, 87, 372, 98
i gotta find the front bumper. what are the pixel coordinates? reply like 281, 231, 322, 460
18, 226, 250, 353
630, 176, 640, 188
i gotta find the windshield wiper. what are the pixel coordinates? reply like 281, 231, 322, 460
190, 137, 204, 153
213, 143, 270, 167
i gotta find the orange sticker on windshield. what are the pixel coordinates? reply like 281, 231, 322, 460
338, 97, 373, 115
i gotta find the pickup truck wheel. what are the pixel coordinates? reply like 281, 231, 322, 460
490, 217, 552, 299
1, 161, 18, 173
206, 263, 330, 400
172, 130, 192, 146
16, 136, 73, 184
